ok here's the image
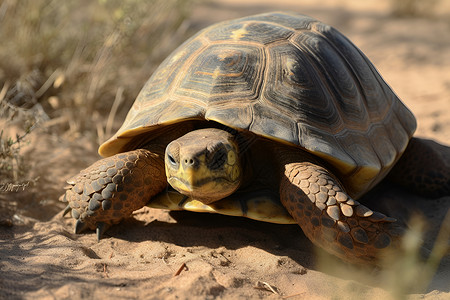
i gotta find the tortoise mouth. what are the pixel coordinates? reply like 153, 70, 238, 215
167, 176, 240, 204
169, 176, 236, 189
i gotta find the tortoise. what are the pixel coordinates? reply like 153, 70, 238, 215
61, 12, 449, 264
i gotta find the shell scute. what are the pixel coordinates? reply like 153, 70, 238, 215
175, 44, 265, 104
242, 12, 317, 31
263, 41, 340, 128
205, 20, 294, 44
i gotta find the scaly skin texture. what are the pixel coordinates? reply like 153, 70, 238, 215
388, 138, 450, 198
61, 149, 167, 232
280, 162, 402, 264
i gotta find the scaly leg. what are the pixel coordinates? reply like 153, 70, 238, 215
280, 162, 401, 264
60, 149, 167, 240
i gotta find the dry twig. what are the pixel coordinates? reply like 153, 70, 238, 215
254, 281, 280, 295
173, 262, 187, 276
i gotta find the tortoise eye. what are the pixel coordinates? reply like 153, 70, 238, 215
165, 142, 180, 168
167, 154, 178, 166
166, 143, 180, 167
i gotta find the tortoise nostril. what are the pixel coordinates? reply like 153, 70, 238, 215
183, 158, 198, 167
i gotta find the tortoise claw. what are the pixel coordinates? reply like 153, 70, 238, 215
96, 222, 110, 242
62, 204, 72, 217
74, 219, 89, 234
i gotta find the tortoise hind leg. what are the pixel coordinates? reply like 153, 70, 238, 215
280, 162, 402, 265
60, 148, 167, 240
388, 137, 450, 198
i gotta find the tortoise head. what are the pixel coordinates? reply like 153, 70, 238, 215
165, 128, 242, 204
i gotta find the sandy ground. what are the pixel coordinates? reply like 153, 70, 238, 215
1, 0, 450, 299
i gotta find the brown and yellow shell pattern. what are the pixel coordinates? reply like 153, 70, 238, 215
99, 12, 416, 199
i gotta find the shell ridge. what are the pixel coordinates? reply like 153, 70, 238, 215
360, 52, 416, 151
312, 25, 373, 130
237, 11, 317, 31
289, 32, 345, 133
309, 23, 410, 175
168, 35, 212, 99
298, 31, 371, 132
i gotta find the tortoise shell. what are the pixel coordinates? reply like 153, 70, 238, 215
99, 12, 416, 198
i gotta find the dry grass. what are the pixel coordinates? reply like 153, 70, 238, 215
0, 0, 195, 187
390, 0, 442, 17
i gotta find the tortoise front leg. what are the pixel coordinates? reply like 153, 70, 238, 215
280, 162, 401, 264
60, 149, 167, 240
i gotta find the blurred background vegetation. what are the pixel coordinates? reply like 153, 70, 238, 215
0, 0, 195, 187
391, 0, 441, 17
0, 0, 197, 223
